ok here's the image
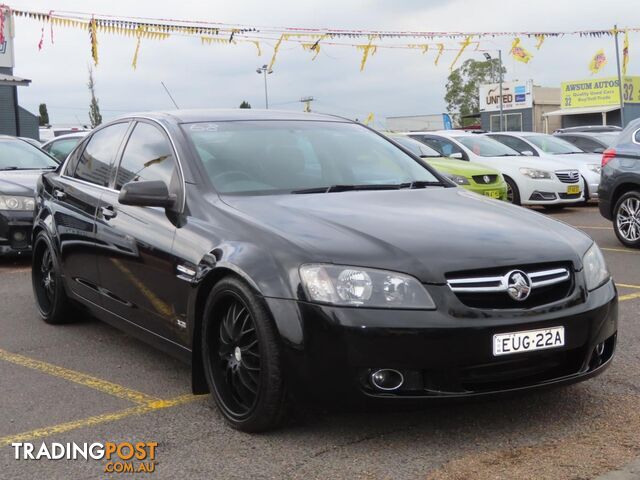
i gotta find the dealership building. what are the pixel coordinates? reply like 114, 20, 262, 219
479, 80, 561, 133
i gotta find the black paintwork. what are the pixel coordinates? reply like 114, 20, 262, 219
34, 110, 618, 402
598, 118, 640, 219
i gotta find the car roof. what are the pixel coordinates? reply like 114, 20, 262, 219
119, 109, 348, 124
401, 130, 473, 137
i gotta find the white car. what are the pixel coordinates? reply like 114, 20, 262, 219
485, 132, 602, 201
41, 132, 89, 163
404, 131, 584, 209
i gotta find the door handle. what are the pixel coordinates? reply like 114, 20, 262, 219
100, 206, 117, 220
53, 189, 66, 200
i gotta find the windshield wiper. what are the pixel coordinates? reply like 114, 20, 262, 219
400, 180, 443, 189
293, 184, 407, 194
0, 166, 56, 171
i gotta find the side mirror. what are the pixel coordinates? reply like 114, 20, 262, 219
449, 152, 464, 159
118, 180, 176, 208
593, 147, 605, 154
521, 150, 535, 156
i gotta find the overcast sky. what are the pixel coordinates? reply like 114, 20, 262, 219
7, 0, 640, 126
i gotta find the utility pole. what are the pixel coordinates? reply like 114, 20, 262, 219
498, 49, 504, 132
256, 65, 273, 109
300, 96, 315, 112
614, 25, 626, 127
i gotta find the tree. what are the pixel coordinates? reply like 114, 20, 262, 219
87, 67, 102, 128
445, 58, 505, 126
239, 101, 251, 109
38, 103, 49, 126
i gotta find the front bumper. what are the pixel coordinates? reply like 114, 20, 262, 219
519, 177, 584, 206
0, 210, 34, 255
266, 279, 617, 405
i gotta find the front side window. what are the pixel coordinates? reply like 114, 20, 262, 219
522, 135, 584, 154
455, 136, 520, 157
73, 123, 129, 186
489, 135, 536, 155
0, 139, 58, 171
45, 137, 83, 163
392, 136, 442, 158
115, 122, 177, 190
411, 136, 465, 158
183, 121, 439, 194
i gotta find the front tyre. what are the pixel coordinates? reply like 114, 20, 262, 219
201, 277, 288, 432
504, 176, 521, 205
613, 191, 640, 248
31, 231, 74, 324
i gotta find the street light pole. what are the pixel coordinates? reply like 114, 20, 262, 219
498, 49, 504, 132
256, 64, 273, 109
613, 25, 626, 127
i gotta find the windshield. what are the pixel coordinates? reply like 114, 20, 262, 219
523, 135, 584, 154
455, 136, 520, 157
391, 136, 442, 157
0, 139, 59, 170
183, 121, 440, 194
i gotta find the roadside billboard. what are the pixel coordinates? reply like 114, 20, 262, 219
479, 80, 533, 112
561, 76, 640, 108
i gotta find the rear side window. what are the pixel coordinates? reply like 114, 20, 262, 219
413, 136, 465, 158
46, 138, 82, 163
72, 123, 129, 186
115, 122, 177, 190
490, 135, 535, 155
568, 136, 603, 153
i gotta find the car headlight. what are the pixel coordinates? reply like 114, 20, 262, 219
519, 168, 551, 179
445, 174, 470, 185
583, 243, 610, 291
587, 164, 602, 174
0, 195, 36, 211
299, 264, 436, 309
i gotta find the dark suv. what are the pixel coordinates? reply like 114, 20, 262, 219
599, 118, 640, 248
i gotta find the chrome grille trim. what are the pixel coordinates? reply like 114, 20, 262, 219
447, 267, 570, 293
555, 170, 580, 184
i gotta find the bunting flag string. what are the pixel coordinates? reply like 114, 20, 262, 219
2, 5, 638, 72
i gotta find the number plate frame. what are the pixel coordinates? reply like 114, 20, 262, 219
493, 326, 565, 356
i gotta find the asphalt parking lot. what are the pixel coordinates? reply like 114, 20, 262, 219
0, 205, 639, 480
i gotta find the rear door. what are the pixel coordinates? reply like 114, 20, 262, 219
95, 120, 186, 344
50, 122, 130, 305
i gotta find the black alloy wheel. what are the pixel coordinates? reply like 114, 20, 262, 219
32, 231, 73, 324
202, 277, 287, 432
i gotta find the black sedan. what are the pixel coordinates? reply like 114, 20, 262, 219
32, 110, 617, 432
0, 136, 58, 255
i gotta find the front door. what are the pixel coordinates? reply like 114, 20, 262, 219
51, 122, 130, 306
96, 121, 185, 344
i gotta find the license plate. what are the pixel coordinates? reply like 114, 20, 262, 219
483, 190, 501, 199
493, 326, 565, 356
566, 185, 580, 194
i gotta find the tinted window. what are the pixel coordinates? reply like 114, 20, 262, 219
455, 136, 520, 157
46, 137, 82, 163
183, 121, 439, 194
116, 122, 176, 190
489, 135, 535, 155
391, 136, 442, 157
568, 136, 603, 153
0, 139, 58, 170
410, 136, 465, 158
73, 123, 129, 186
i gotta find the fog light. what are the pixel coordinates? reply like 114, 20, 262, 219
13, 231, 26, 242
370, 369, 404, 391
596, 342, 605, 356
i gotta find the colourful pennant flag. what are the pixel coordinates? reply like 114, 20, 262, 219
510, 38, 533, 63
589, 49, 607, 74
364, 112, 374, 126
623, 30, 629, 75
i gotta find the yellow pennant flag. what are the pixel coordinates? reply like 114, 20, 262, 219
356, 42, 377, 72
363, 112, 374, 126
589, 49, 607, 75
535, 34, 545, 50
434, 43, 444, 66
510, 38, 533, 63
450, 35, 472, 71
89, 18, 99, 66
623, 30, 630, 75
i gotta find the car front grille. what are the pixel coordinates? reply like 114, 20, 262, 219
558, 192, 582, 199
446, 263, 573, 309
555, 170, 580, 184
472, 174, 499, 185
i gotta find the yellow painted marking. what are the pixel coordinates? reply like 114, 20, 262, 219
617, 283, 640, 289
0, 349, 160, 405
0, 394, 200, 448
620, 292, 640, 302
602, 247, 640, 254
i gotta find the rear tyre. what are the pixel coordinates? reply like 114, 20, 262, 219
31, 231, 74, 324
613, 191, 640, 249
201, 276, 288, 432
504, 176, 521, 205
